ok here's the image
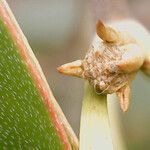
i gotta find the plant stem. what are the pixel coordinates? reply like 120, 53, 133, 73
80, 81, 113, 150
108, 94, 126, 150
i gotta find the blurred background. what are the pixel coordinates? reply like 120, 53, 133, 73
6, 0, 150, 149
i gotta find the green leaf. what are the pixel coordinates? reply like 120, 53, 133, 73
0, 0, 78, 149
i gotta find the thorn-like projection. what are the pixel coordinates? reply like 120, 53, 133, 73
58, 20, 150, 112
117, 85, 131, 112
96, 20, 135, 45
57, 60, 84, 78
96, 20, 119, 43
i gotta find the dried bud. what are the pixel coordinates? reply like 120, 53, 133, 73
58, 20, 148, 112
82, 43, 129, 94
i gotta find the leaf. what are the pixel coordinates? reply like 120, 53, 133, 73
0, 0, 78, 149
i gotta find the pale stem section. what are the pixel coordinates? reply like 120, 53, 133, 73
108, 94, 126, 150
80, 82, 113, 150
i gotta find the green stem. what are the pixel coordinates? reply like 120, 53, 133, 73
80, 82, 113, 150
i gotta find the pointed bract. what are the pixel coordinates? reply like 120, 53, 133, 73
57, 60, 84, 78
96, 20, 119, 43
117, 85, 131, 112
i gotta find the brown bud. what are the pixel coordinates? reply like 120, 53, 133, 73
58, 20, 148, 112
